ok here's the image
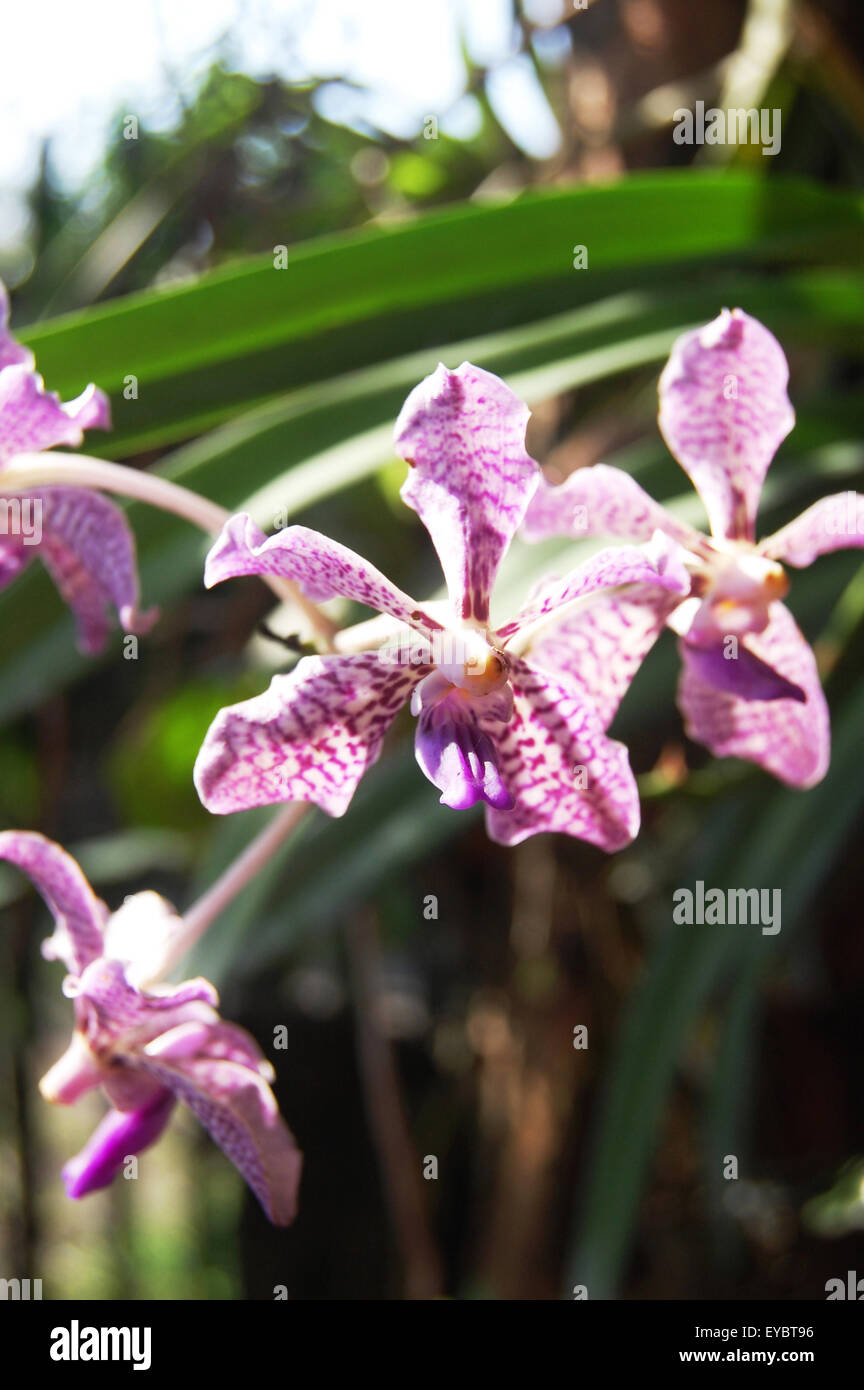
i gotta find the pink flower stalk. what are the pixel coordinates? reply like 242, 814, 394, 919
0, 830, 302, 1224
194, 364, 688, 847
0, 280, 152, 652
523, 309, 864, 787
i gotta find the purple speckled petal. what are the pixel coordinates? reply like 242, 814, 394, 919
74, 957, 219, 1054
97, 1001, 273, 1115
143, 1018, 273, 1072
480, 656, 640, 848
61, 1091, 175, 1199
68, 961, 223, 1078
414, 689, 514, 811
0, 829, 107, 974
522, 464, 708, 554
761, 492, 864, 567
495, 536, 689, 643
395, 363, 540, 623
0, 486, 153, 653
525, 583, 683, 732
195, 653, 425, 816
0, 281, 32, 372
0, 364, 110, 466
678, 602, 829, 787
61, 383, 111, 434
205, 513, 440, 635
136, 1048, 303, 1226
658, 309, 795, 541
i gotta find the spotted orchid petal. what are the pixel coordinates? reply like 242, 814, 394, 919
678, 602, 829, 787
72, 957, 220, 1052
658, 309, 795, 541
524, 582, 684, 732
0, 486, 154, 653
62, 1092, 176, 1199
137, 1040, 303, 1226
495, 534, 690, 644
0, 829, 107, 974
0, 282, 31, 372
480, 657, 641, 848
395, 362, 539, 623
0, 281, 153, 651
0, 366, 110, 466
761, 492, 864, 567
142, 1018, 273, 1070
522, 463, 708, 555
205, 512, 441, 636
195, 653, 425, 816
0, 278, 110, 455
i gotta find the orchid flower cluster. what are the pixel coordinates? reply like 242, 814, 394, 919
2, 279, 862, 1225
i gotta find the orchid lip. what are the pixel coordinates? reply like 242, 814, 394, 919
413, 679, 514, 812
61, 1091, 176, 1200
682, 635, 807, 703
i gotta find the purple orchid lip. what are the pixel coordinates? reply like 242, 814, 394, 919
61, 1091, 175, 1199
682, 636, 806, 703
414, 689, 514, 811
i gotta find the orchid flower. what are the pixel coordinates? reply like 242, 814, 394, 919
0, 280, 152, 652
523, 309, 864, 788
0, 830, 302, 1224
194, 364, 688, 847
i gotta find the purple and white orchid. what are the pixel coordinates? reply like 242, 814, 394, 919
523, 309, 864, 788
0, 830, 302, 1224
194, 363, 688, 847
0, 280, 152, 652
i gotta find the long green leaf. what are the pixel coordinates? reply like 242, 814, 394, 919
17, 173, 864, 454
3, 267, 864, 726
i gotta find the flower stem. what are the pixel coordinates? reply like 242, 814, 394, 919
3, 452, 229, 532
347, 912, 444, 1299
162, 802, 312, 975
2, 452, 338, 649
